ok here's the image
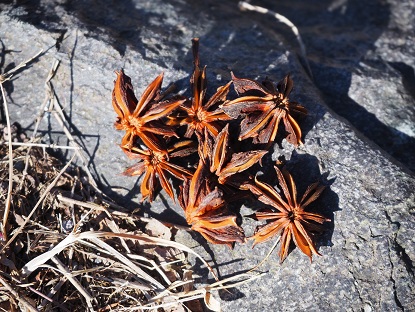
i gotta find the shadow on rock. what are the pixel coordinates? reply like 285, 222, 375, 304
254, 0, 414, 172
284, 151, 340, 251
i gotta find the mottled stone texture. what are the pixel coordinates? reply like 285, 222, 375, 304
1, 0, 414, 311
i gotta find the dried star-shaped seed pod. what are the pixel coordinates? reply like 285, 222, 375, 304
178, 159, 246, 248
222, 73, 307, 146
112, 69, 184, 151
170, 38, 232, 140
249, 166, 330, 262
122, 140, 196, 202
200, 125, 267, 187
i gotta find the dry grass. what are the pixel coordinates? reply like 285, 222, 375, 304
0, 50, 263, 312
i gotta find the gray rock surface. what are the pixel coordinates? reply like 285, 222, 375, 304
1, 0, 414, 311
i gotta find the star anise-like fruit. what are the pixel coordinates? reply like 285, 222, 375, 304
112, 69, 184, 151
122, 140, 196, 202
178, 159, 246, 248
222, 73, 307, 146
249, 166, 330, 262
200, 124, 267, 187
172, 38, 232, 140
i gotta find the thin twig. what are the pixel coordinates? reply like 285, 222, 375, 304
0, 276, 38, 312
39, 278, 67, 311
5, 141, 82, 150
0, 153, 77, 252
100, 197, 132, 212
43, 59, 97, 189
57, 194, 191, 231
0, 50, 43, 82
51, 256, 96, 311
143, 272, 264, 311
89, 237, 165, 291
57, 194, 128, 217
248, 236, 280, 272
57, 194, 107, 213
56, 194, 132, 253
19, 59, 60, 191
0, 50, 44, 208
28, 286, 53, 303
51, 100, 100, 192
0, 82, 13, 241
238, 1, 313, 78
22, 57, 101, 197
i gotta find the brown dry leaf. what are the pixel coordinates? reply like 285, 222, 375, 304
12, 212, 25, 227
249, 166, 330, 262
145, 218, 172, 240
222, 73, 307, 146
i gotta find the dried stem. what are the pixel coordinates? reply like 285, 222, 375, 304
50, 78, 101, 194
51, 256, 96, 311
39, 279, 67, 311
0, 49, 43, 81
0, 51, 43, 240
6, 141, 82, 150
249, 236, 281, 272
0, 48, 36, 241
0, 153, 77, 252
0, 81, 13, 241
0, 275, 38, 312
238, 1, 312, 78
57, 194, 129, 217
18, 57, 58, 191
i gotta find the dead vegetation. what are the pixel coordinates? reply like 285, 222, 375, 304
0, 52, 261, 312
